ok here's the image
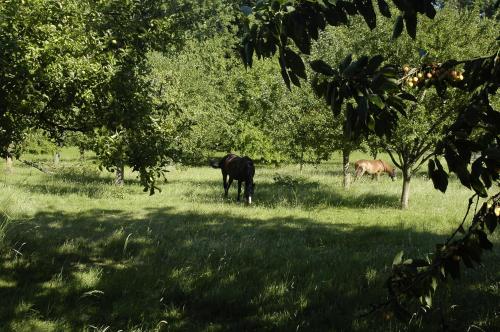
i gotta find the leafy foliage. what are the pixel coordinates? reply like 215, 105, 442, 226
0, 0, 211, 192
240, 0, 436, 87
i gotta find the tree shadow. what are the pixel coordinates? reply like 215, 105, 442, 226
1, 208, 498, 331
16, 167, 143, 198
180, 178, 400, 209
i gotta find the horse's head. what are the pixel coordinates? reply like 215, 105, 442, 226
389, 168, 396, 181
210, 159, 221, 169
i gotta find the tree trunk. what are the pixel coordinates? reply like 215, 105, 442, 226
5, 156, 13, 173
79, 147, 85, 161
342, 148, 351, 189
401, 170, 411, 209
115, 165, 124, 186
299, 146, 304, 172
54, 151, 61, 165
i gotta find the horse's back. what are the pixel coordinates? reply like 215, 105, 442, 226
354, 159, 371, 169
354, 159, 384, 173
224, 155, 254, 181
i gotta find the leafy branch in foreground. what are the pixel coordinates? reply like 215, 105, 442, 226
380, 46, 499, 320
239, 0, 436, 89
386, 192, 499, 320
237, 0, 499, 324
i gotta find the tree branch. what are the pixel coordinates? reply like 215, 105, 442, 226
18, 159, 55, 174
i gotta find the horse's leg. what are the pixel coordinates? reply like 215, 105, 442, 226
354, 168, 361, 181
371, 174, 375, 181
377, 172, 380, 181
237, 180, 242, 202
223, 172, 228, 197
355, 168, 365, 181
226, 177, 233, 198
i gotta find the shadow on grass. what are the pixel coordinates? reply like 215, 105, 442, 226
179, 177, 400, 209
1, 208, 498, 331
17, 171, 400, 208
16, 166, 142, 198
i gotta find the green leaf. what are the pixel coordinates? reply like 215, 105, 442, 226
485, 213, 497, 234
397, 92, 417, 102
284, 48, 307, 79
280, 68, 291, 90
343, 59, 363, 76
471, 177, 488, 198
288, 70, 301, 87
339, 54, 352, 71
367, 94, 385, 109
430, 159, 448, 193
367, 114, 375, 130
475, 230, 493, 250
377, 0, 391, 18
424, 2, 437, 19
404, 13, 417, 39
366, 55, 384, 73
431, 277, 438, 291
355, 0, 377, 30
392, 15, 404, 39
330, 85, 342, 116
393, 250, 404, 265
424, 293, 432, 307
310, 60, 335, 76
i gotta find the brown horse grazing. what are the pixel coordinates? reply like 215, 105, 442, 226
354, 159, 396, 181
210, 153, 255, 204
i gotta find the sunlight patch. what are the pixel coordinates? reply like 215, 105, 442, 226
0, 278, 16, 288
74, 266, 103, 289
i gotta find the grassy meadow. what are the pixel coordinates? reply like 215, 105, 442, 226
0, 148, 498, 331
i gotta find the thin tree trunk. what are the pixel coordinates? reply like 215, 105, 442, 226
5, 156, 13, 173
401, 169, 411, 209
115, 165, 124, 186
342, 148, 351, 189
79, 147, 85, 161
54, 151, 61, 165
299, 146, 304, 172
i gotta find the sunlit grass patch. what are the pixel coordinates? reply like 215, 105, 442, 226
9, 318, 68, 332
0, 278, 17, 288
73, 266, 103, 290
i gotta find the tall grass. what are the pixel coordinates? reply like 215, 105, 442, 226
0, 148, 498, 332
0, 185, 16, 249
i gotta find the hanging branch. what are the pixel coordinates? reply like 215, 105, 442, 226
18, 159, 55, 174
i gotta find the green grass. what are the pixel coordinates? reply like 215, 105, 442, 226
0, 148, 498, 331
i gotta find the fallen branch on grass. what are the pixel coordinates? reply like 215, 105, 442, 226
18, 159, 55, 174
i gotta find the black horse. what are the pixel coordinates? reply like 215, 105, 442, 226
210, 153, 255, 204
